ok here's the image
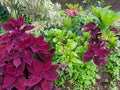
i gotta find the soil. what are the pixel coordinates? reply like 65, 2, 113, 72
51, 0, 120, 11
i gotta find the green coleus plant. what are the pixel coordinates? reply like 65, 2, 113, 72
44, 29, 98, 89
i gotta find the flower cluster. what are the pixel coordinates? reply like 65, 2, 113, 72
66, 8, 79, 17
0, 17, 60, 90
82, 22, 110, 66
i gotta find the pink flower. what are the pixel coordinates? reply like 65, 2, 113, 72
66, 8, 79, 17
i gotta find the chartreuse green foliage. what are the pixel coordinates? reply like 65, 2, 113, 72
45, 29, 98, 89
91, 6, 120, 29
66, 3, 79, 9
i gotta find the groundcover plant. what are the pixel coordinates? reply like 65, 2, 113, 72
0, 17, 61, 90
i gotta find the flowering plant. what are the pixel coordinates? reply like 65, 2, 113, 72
66, 8, 79, 17
0, 17, 60, 90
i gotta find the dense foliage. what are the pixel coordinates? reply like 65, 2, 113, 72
0, 17, 60, 90
0, 1, 120, 90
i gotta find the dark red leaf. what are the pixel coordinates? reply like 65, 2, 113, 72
3, 75, 16, 88
15, 77, 26, 90
43, 61, 52, 70
28, 75, 42, 86
0, 33, 11, 43
44, 65, 59, 81
17, 17, 25, 27
82, 57, 92, 62
34, 84, 42, 90
13, 58, 21, 68
41, 80, 53, 90
22, 26, 35, 31
33, 59, 43, 72
22, 50, 33, 66
1, 23, 14, 31
6, 41, 14, 53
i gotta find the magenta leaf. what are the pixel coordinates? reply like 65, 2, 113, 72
93, 56, 101, 66
43, 61, 52, 70
9, 17, 24, 28
44, 65, 59, 81
84, 50, 94, 57
0, 33, 11, 43
33, 59, 43, 72
4, 51, 19, 61
38, 35, 44, 41
0, 61, 5, 67
0, 17, 60, 90
90, 27, 100, 38
28, 75, 42, 86
84, 22, 96, 32
13, 58, 21, 68
83, 22, 110, 67
9, 18, 17, 26
14, 37, 32, 50
0, 44, 6, 57
22, 50, 33, 66
0, 67, 3, 75
1, 23, 14, 31
15, 77, 26, 90
22, 26, 35, 31
6, 65, 16, 75
3, 75, 16, 88
17, 17, 25, 27
34, 84, 42, 90
0, 76, 4, 83
41, 80, 53, 90
6, 41, 14, 53
110, 27, 118, 33
83, 57, 92, 62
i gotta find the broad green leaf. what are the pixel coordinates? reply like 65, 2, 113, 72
95, 74, 101, 79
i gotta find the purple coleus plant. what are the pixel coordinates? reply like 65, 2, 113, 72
0, 17, 60, 90
82, 22, 110, 66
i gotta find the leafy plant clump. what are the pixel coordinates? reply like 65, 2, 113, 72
0, 17, 60, 90
45, 29, 98, 89
82, 22, 110, 66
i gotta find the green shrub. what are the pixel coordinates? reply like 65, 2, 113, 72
44, 29, 98, 89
